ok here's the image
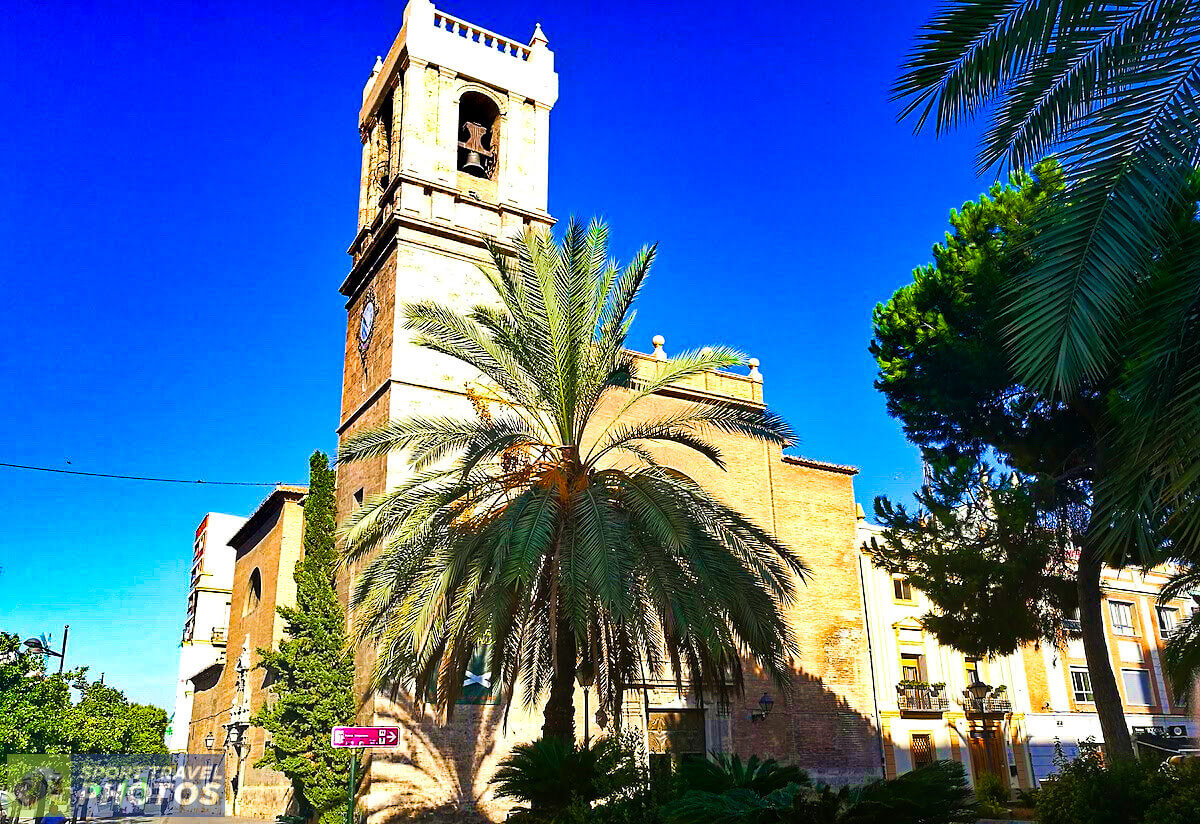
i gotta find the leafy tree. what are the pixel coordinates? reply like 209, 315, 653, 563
868, 159, 1170, 758
894, 1, 1200, 593
0, 631, 167, 756
0, 633, 74, 755
65, 681, 169, 754
253, 452, 354, 824
869, 460, 1078, 657
1035, 745, 1200, 824
338, 219, 805, 746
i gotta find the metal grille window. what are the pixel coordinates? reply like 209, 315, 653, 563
911, 733, 935, 769
1070, 668, 1094, 702
1109, 601, 1137, 635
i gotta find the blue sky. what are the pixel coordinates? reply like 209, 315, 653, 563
0, 0, 990, 712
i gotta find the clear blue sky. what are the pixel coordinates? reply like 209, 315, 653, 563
0, 0, 990, 712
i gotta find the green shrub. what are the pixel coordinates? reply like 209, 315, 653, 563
492, 732, 661, 824
973, 771, 1008, 806
1143, 759, 1200, 824
973, 771, 1009, 818
1035, 747, 1200, 824
676, 753, 809, 795
663, 759, 975, 824
853, 761, 978, 824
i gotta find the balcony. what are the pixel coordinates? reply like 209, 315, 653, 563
211, 627, 226, 644
897, 683, 949, 714
961, 683, 1012, 715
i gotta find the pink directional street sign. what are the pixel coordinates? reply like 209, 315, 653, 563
330, 725, 401, 748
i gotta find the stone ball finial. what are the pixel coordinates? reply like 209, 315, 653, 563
748, 357, 762, 382
651, 335, 667, 360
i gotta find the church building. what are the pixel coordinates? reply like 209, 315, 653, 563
334, 1, 883, 819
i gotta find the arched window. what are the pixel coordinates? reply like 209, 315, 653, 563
245, 568, 262, 615
457, 91, 501, 180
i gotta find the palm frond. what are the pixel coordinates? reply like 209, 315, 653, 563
897, 0, 1200, 394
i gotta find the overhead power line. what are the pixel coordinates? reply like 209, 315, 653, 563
0, 461, 281, 487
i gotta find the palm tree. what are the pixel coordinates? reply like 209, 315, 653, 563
894, 3, 1200, 551
895, 1, 1200, 759
337, 219, 808, 746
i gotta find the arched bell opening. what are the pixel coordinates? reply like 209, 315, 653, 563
457, 91, 501, 180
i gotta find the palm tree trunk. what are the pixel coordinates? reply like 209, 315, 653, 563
1077, 549, 1134, 760
542, 615, 577, 747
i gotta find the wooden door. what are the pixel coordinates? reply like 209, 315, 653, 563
968, 725, 1010, 791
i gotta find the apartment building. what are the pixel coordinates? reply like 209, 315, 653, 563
857, 521, 1034, 792
168, 512, 245, 752
858, 521, 1199, 793
1022, 563, 1199, 776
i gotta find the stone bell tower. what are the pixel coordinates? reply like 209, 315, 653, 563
336, 0, 557, 541
333, 0, 558, 797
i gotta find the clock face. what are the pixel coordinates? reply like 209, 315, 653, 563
358, 298, 377, 351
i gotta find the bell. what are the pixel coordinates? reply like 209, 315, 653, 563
461, 150, 486, 176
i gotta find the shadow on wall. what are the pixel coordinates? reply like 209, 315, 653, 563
366, 695, 505, 824
729, 666, 883, 786
363, 664, 882, 821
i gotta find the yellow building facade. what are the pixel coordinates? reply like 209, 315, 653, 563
857, 521, 1199, 794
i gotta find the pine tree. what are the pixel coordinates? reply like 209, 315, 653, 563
254, 452, 354, 824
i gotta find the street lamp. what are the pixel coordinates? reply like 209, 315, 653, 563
576, 660, 595, 748
224, 721, 247, 751
204, 732, 215, 751
224, 718, 251, 816
750, 692, 775, 722
24, 625, 68, 674
966, 680, 992, 713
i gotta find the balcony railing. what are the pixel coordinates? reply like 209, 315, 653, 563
897, 684, 949, 713
960, 684, 1012, 714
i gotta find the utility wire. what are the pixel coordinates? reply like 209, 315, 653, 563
0, 461, 281, 487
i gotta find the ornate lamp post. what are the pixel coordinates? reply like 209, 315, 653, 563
576, 660, 596, 748
750, 692, 775, 722
965, 680, 992, 713
223, 718, 250, 815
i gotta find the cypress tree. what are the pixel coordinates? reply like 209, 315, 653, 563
254, 451, 354, 824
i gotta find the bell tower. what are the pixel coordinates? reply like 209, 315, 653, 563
334, 0, 557, 740
336, 0, 557, 517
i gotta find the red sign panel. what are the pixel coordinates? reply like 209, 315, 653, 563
330, 726, 400, 748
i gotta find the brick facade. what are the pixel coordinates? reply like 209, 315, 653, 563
328, 4, 882, 820
186, 486, 307, 818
